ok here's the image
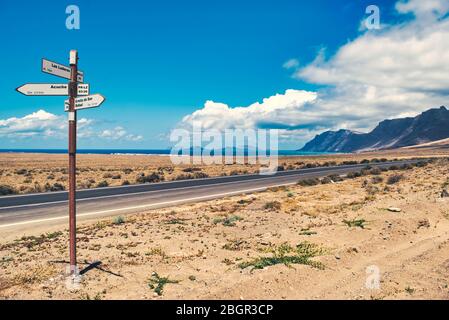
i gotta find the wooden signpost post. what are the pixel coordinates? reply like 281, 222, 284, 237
16, 50, 105, 276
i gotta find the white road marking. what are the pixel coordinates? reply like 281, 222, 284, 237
0, 171, 316, 211
0, 182, 296, 229
0, 161, 408, 211
0, 161, 416, 228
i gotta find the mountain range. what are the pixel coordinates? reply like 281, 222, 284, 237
299, 106, 449, 153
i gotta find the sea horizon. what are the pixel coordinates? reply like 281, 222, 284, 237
0, 148, 337, 156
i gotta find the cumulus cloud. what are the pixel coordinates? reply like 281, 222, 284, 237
178, 89, 325, 144
99, 126, 143, 141
177, 0, 449, 146
0, 110, 65, 139
0, 110, 143, 142
181, 89, 317, 130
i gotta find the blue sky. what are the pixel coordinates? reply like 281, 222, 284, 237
1, 0, 448, 149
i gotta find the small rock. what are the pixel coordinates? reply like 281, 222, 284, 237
387, 207, 402, 213
441, 189, 449, 198
418, 219, 430, 229
335, 255, 341, 260
347, 247, 359, 254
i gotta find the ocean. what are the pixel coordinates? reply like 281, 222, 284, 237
0, 149, 335, 156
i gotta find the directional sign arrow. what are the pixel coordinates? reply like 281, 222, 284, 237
16, 83, 89, 96
42, 59, 84, 82
65, 94, 105, 111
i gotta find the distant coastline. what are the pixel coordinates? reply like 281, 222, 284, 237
0, 149, 337, 156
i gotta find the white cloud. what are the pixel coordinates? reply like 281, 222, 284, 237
181, 89, 317, 131
99, 126, 143, 141
0, 110, 143, 142
177, 0, 449, 147
396, 0, 449, 21
282, 58, 299, 69
291, 0, 449, 135
0, 110, 65, 139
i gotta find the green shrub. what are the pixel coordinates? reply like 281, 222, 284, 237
371, 176, 384, 184
47, 183, 65, 191
97, 180, 109, 188
415, 161, 428, 168
346, 171, 362, 179
113, 216, 125, 225
182, 167, 202, 173
0, 185, 17, 196
387, 174, 403, 185
297, 178, 320, 186
264, 201, 281, 211
341, 160, 358, 165
148, 272, 180, 296
327, 174, 344, 182
193, 172, 209, 179
136, 172, 163, 183
343, 218, 367, 229
320, 176, 332, 184
239, 242, 327, 271
15, 169, 28, 175
173, 173, 193, 180
213, 215, 243, 227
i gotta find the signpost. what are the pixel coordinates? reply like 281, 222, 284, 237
16, 83, 89, 96
17, 51, 105, 277
64, 94, 105, 111
42, 58, 84, 82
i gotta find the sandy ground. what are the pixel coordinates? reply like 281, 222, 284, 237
0, 147, 445, 195
1, 156, 449, 300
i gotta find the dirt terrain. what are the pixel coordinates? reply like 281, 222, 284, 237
1, 156, 449, 300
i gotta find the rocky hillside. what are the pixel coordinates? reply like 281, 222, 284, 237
300, 106, 449, 152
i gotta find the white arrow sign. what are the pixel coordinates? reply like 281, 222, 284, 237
42, 59, 84, 82
16, 83, 89, 96
64, 94, 105, 111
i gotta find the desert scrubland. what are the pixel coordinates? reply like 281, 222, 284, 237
1, 148, 449, 300
0, 146, 447, 195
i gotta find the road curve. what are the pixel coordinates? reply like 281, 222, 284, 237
0, 160, 419, 230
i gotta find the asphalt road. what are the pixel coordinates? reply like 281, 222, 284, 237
0, 160, 419, 230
